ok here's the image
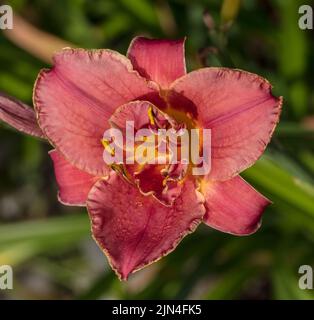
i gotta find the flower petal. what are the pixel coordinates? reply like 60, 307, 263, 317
127, 37, 186, 90
34, 48, 158, 176
0, 92, 44, 138
168, 68, 282, 180
49, 149, 99, 206
202, 175, 271, 235
87, 173, 205, 280
109, 100, 153, 130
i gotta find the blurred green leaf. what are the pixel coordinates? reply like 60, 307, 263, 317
203, 266, 258, 300
78, 271, 116, 300
118, 0, 158, 27
243, 156, 314, 218
0, 214, 89, 246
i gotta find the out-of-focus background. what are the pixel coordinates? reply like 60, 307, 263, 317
0, 0, 314, 300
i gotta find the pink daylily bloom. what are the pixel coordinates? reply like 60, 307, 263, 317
0, 37, 282, 280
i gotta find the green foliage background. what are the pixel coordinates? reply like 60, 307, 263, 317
0, 0, 314, 299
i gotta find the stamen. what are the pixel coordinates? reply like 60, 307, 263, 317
162, 176, 169, 187
147, 106, 156, 126
101, 139, 115, 156
111, 163, 133, 184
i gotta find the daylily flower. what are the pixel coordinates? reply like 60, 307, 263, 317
0, 37, 282, 280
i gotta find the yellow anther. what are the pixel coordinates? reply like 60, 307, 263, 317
101, 139, 115, 156
110, 164, 133, 184
148, 106, 155, 126
162, 176, 169, 187
111, 163, 124, 174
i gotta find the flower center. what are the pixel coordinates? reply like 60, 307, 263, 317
101, 100, 211, 205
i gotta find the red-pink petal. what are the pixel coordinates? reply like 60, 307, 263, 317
202, 175, 271, 235
49, 149, 99, 206
169, 68, 282, 180
34, 48, 158, 176
0, 92, 44, 138
109, 100, 153, 130
87, 173, 205, 280
127, 37, 186, 90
